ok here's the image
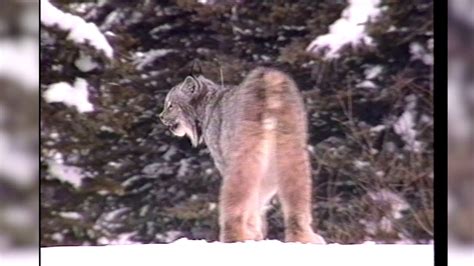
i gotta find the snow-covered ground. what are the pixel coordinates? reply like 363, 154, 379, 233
39, 240, 434, 266
3, 243, 473, 266
1, 250, 38, 266
449, 245, 474, 266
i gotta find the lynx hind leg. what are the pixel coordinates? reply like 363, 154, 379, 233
219, 174, 263, 242
219, 143, 266, 242
276, 140, 326, 244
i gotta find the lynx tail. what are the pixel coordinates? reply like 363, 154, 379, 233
262, 70, 286, 131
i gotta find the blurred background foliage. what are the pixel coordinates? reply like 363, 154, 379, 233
447, 0, 474, 250
40, 0, 435, 246
0, 0, 39, 261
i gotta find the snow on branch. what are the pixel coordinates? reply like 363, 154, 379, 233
41, 240, 434, 266
43, 78, 94, 113
0, 131, 38, 187
306, 0, 381, 59
41, 0, 113, 58
47, 160, 86, 189
393, 96, 423, 153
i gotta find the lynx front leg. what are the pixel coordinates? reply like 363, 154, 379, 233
277, 144, 326, 244
219, 160, 264, 242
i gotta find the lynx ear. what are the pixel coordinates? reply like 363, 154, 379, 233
181, 76, 199, 94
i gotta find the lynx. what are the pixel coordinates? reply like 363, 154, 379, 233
159, 67, 326, 244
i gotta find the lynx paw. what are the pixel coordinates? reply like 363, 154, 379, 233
310, 233, 327, 244
286, 232, 327, 244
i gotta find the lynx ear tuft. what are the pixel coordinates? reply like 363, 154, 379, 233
182, 76, 198, 94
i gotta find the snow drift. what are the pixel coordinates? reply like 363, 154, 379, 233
41, 239, 434, 266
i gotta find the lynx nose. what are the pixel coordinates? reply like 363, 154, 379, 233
158, 111, 165, 123
159, 112, 171, 127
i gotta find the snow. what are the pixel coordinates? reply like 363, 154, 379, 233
368, 189, 409, 219
306, 0, 381, 58
51, 64, 63, 72
155, 231, 186, 243
353, 160, 370, 169
449, 245, 474, 265
393, 96, 423, 153
68, 3, 94, 14
393, 109, 422, 153
370, 125, 386, 133
0, 131, 38, 187
100, 125, 115, 132
74, 52, 99, 72
133, 49, 176, 70
107, 161, 121, 168
208, 202, 217, 211
121, 175, 141, 187
40, 0, 113, 58
361, 217, 391, 235
40, 240, 434, 266
100, 10, 123, 31
43, 78, 94, 113
58, 212, 83, 220
102, 208, 129, 222
409, 42, 433, 65
379, 216, 393, 232
150, 24, 173, 35
47, 160, 86, 189
1, 250, 38, 266
51, 233, 65, 243
0, 39, 39, 89
356, 80, 377, 89
375, 171, 384, 177
365, 65, 383, 80
98, 233, 138, 245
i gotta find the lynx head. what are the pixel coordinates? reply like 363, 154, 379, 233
159, 75, 215, 147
